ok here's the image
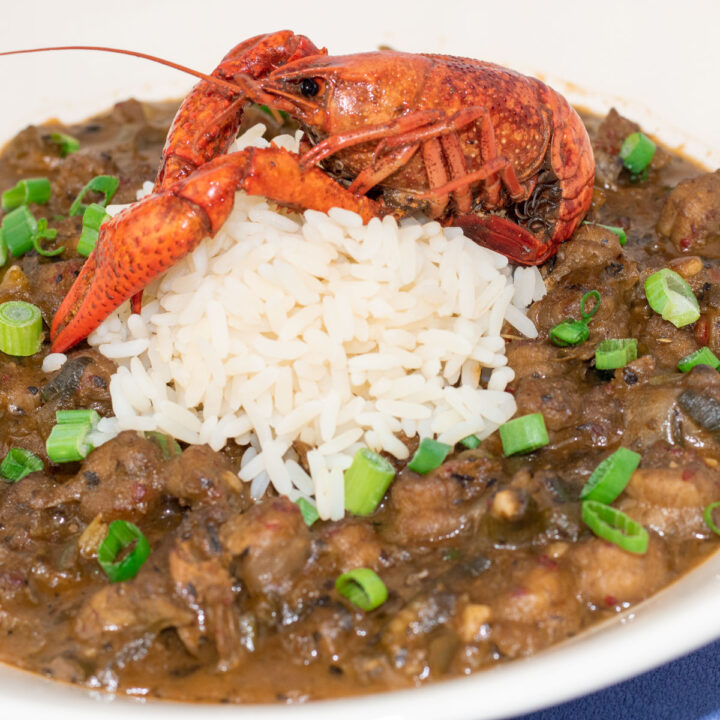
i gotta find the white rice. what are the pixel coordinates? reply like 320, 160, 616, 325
89, 124, 545, 518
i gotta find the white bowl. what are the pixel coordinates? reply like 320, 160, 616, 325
1, 1, 719, 718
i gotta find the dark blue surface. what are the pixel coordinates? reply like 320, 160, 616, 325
509, 638, 720, 720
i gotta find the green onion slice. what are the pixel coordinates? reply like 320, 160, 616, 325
97, 520, 150, 583
550, 320, 589, 347
677, 347, 720, 373
77, 203, 110, 257
46, 422, 93, 463
145, 431, 182, 459
344, 448, 396, 515
582, 500, 649, 554
69, 175, 119, 216
703, 502, 720, 536
460, 434, 481, 449
296, 497, 320, 526
0, 448, 43, 483
408, 437, 452, 474
579, 448, 641, 504
645, 268, 700, 328
335, 568, 388, 611
0, 301, 43, 356
499, 413, 549, 456
49, 132, 80, 157
584, 222, 627, 245
595, 338, 638, 370
2, 205, 37, 256
56, 408, 100, 426
33, 217, 63, 257
1, 177, 51, 211
619, 132, 656, 175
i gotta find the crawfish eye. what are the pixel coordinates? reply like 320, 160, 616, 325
300, 78, 320, 97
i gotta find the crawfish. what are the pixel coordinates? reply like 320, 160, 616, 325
2, 31, 595, 352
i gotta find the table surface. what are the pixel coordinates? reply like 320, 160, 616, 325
509, 637, 720, 720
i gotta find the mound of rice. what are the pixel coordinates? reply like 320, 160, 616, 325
84, 124, 545, 520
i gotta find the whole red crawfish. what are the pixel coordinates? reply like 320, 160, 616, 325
2, 31, 595, 352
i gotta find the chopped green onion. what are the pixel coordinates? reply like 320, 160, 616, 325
579, 448, 641, 504
1, 178, 51, 211
460, 434, 481, 449
499, 413, 549, 456
550, 320, 590, 347
69, 175, 119, 216
582, 500, 649, 554
408, 437, 452, 474
257, 104, 289, 121
296, 497, 320, 527
550, 290, 601, 347
97, 520, 150, 583
619, 132, 656, 175
0, 301, 43, 356
145, 431, 182, 458
0, 448, 43, 483
56, 408, 100, 426
335, 568, 388, 611
49, 132, 80, 157
1, 206, 63, 257
677, 347, 720, 373
33, 217, 63, 257
46, 422, 93, 463
595, 338, 638, 370
645, 268, 700, 328
703, 502, 720, 536
344, 448, 396, 515
77, 203, 110, 257
2, 205, 36, 256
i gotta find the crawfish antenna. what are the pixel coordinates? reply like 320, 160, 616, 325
0, 46, 241, 94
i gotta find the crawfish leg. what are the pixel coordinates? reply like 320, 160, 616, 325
51, 147, 383, 353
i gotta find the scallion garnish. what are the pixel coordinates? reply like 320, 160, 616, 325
69, 175, 119, 216
46, 422, 93, 463
335, 568, 388, 611
145, 431, 182, 459
344, 448, 396, 515
0, 301, 43, 356
97, 520, 150, 582
77, 202, 110, 257
56, 408, 101, 426
619, 132, 656, 175
1, 206, 63, 257
33, 217, 63, 257
296, 497, 320, 526
703, 502, 720, 536
498, 413, 549, 456
1, 177, 51, 212
677, 347, 720, 373
460, 434, 481, 449
408, 437, 452, 474
550, 290, 601, 347
645, 268, 700, 328
579, 448, 641, 504
0, 448, 43, 483
595, 338, 638, 370
581, 500, 649, 554
2, 205, 37, 256
49, 132, 80, 157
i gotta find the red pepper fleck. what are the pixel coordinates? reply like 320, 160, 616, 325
694, 316, 710, 346
605, 595, 618, 607
131, 482, 147, 502
680, 236, 692, 250
681, 468, 696, 482
538, 554, 558, 570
